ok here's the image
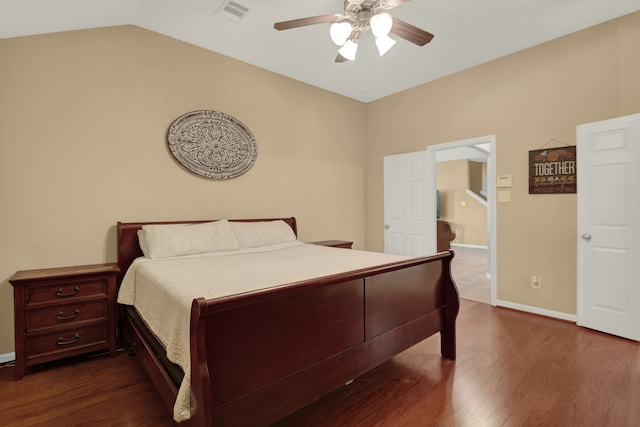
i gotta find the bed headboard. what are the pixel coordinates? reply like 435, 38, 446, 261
116, 217, 297, 284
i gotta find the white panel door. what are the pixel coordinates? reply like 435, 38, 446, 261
383, 151, 435, 256
577, 113, 640, 341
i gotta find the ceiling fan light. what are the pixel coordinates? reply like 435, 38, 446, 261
330, 22, 352, 46
338, 39, 358, 61
375, 34, 396, 56
370, 12, 393, 38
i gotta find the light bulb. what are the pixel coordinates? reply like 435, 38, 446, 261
375, 34, 396, 56
370, 13, 393, 38
338, 39, 358, 61
330, 22, 352, 46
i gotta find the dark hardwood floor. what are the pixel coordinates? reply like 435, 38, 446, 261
2, 299, 639, 426
0, 348, 174, 427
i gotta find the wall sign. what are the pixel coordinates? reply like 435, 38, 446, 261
528, 146, 576, 194
168, 110, 258, 179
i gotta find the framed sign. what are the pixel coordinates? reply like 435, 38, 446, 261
528, 146, 576, 194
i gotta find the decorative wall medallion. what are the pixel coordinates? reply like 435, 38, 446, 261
167, 110, 258, 179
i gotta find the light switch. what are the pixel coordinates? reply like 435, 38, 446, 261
498, 190, 511, 202
497, 175, 513, 188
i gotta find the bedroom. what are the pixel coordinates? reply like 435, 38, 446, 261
0, 1, 639, 425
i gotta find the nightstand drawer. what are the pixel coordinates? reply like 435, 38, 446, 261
27, 279, 107, 304
26, 323, 108, 358
10, 263, 119, 379
27, 300, 107, 331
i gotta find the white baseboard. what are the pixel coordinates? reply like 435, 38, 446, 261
451, 243, 489, 250
0, 352, 15, 364
495, 299, 577, 322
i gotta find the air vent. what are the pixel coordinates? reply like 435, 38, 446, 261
216, 0, 251, 23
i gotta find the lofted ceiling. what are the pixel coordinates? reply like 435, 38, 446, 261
2, 0, 639, 102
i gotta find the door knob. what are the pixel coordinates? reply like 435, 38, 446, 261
384, 224, 390, 229
582, 233, 592, 241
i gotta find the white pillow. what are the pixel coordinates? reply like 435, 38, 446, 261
140, 219, 240, 259
229, 220, 297, 248
137, 229, 149, 257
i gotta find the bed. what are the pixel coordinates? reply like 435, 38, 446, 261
116, 217, 459, 426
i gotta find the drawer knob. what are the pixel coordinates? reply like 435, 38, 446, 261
56, 308, 80, 321
56, 286, 80, 297
57, 333, 80, 346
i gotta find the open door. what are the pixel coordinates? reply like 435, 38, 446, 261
383, 151, 435, 256
577, 113, 640, 341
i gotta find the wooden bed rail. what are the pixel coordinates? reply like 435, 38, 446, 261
189, 251, 459, 426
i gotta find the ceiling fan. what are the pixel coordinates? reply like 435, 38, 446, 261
274, 0, 434, 62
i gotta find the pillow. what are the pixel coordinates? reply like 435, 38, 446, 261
137, 230, 150, 257
229, 220, 297, 249
140, 219, 240, 259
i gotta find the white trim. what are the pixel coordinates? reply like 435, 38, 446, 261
451, 243, 488, 250
495, 299, 577, 322
0, 352, 15, 364
465, 189, 488, 207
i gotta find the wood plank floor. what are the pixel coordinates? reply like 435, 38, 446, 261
0, 349, 175, 427
1, 299, 639, 426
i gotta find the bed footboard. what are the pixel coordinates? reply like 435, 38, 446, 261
189, 251, 458, 426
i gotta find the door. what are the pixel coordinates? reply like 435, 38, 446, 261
383, 151, 435, 256
577, 113, 640, 341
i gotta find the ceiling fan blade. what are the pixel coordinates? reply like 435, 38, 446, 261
335, 53, 349, 63
390, 17, 434, 46
274, 14, 339, 31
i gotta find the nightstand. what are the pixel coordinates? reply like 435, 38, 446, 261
309, 240, 354, 249
10, 263, 120, 380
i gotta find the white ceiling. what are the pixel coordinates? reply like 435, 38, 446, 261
2, 0, 639, 102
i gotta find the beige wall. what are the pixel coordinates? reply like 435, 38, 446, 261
468, 160, 486, 200
437, 160, 488, 246
365, 12, 640, 315
1, 11, 639, 355
0, 26, 366, 354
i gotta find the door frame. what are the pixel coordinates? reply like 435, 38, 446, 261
426, 135, 497, 306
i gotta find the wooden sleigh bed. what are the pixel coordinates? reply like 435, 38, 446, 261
116, 217, 459, 426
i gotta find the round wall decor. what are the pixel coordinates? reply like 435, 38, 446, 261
167, 110, 258, 179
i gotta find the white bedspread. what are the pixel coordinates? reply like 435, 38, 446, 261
117, 241, 409, 422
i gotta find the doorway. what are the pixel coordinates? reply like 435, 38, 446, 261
427, 135, 497, 306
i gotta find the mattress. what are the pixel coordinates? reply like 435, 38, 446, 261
117, 241, 408, 421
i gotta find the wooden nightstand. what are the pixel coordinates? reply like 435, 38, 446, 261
309, 240, 354, 249
10, 263, 120, 380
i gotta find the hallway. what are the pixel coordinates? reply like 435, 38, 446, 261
451, 245, 491, 304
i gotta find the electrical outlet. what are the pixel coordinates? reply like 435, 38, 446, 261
530, 275, 541, 289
